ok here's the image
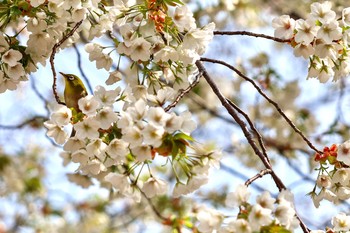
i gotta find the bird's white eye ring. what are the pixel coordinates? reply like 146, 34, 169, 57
68, 75, 75, 81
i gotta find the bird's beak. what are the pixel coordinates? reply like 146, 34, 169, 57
59, 72, 66, 77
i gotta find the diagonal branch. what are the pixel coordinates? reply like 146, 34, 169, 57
200, 57, 322, 155
49, 20, 83, 105
164, 71, 202, 112
196, 60, 310, 233
226, 98, 270, 163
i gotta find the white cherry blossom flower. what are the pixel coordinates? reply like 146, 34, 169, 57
71, 149, 90, 165
131, 145, 152, 162
332, 213, 350, 231
295, 18, 318, 44
122, 126, 143, 147
316, 174, 332, 188
343, 7, 350, 26
142, 123, 165, 147
94, 85, 119, 106
96, 107, 119, 129
27, 18, 48, 33
0, 74, 19, 93
5, 63, 25, 80
272, 15, 296, 39
227, 219, 252, 233
335, 186, 350, 200
106, 70, 122, 85
78, 95, 101, 116
180, 111, 197, 134
0, 34, 9, 53
44, 120, 69, 144
172, 5, 196, 32
256, 191, 276, 210
317, 21, 342, 44
142, 177, 168, 198
80, 159, 106, 175
129, 37, 152, 61
51, 104, 72, 126
30, 0, 46, 7
248, 204, 272, 231
2, 49, 22, 67
104, 173, 132, 194
164, 113, 183, 133
182, 22, 215, 56
74, 118, 101, 139
337, 140, 350, 166
332, 168, 350, 186
310, 1, 336, 24
197, 207, 223, 233
86, 139, 107, 160
153, 46, 179, 63
63, 137, 85, 152
293, 43, 315, 59
225, 184, 250, 207
274, 202, 296, 228
106, 138, 129, 163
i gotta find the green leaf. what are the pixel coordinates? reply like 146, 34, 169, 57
164, 0, 184, 6
173, 132, 194, 141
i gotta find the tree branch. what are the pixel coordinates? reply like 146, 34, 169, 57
196, 60, 310, 233
213, 30, 291, 43
164, 71, 202, 112
49, 20, 83, 105
200, 57, 322, 155
245, 169, 272, 186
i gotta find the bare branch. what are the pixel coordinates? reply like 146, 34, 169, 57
164, 71, 202, 112
49, 20, 83, 105
245, 169, 272, 186
196, 60, 310, 233
214, 30, 291, 43
200, 57, 322, 155
226, 98, 270, 163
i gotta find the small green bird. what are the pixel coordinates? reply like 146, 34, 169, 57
60, 72, 87, 112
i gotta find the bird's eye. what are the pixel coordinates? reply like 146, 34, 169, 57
68, 75, 75, 81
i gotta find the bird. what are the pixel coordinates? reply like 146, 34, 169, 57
60, 72, 87, 113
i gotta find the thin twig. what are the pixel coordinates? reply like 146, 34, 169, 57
220, 163, 275, 195
49, 20, 83, 105
200, 57, 322, 155
195, 60, 277, 186
73, 43, 93, 94
164, 71, 202, 112
140, 189, 168, 221
245, 169, 272, 186
226, 98, 270, 163
213, 30, 291, 43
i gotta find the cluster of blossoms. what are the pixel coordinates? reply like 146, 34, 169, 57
85, 1, 215, 92
0, 34, 27, 93
193, 184, 299, 232
311, 212, 350, 233
44, 83, 221, 200
312, 141, 350, 208
272, 1, 350, 83
0, 0, 218, 203
0, 0, 93, 92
